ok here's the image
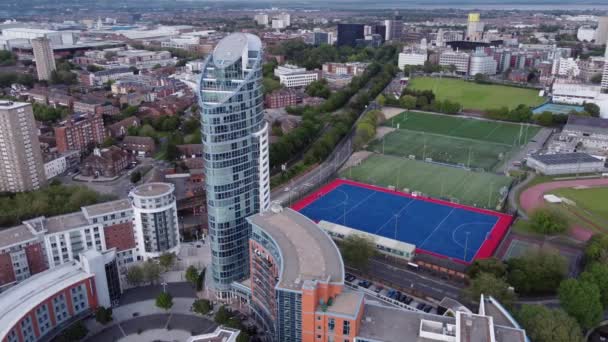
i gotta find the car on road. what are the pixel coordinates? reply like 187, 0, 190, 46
358, 280, 372, 288
416, 303, 425, 310
423, 305, 433, 313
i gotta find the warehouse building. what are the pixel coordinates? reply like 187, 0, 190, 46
526, 152, 605, 175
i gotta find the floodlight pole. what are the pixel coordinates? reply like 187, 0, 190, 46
488, 183, 493, 208
464, 232, 470, 261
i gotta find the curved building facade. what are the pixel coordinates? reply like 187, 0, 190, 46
197, 33, 270, 291
129, 182, 180, 260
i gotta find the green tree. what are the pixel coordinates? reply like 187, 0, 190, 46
527, 208, 568, 235
95, 306, 113, 325
583, 102, 600, 117
467, 257, 507, 279
474, 73, 487, 83
214, 305, 232, 325
192, 299, 213, 315
126, 265, 144, 286
339, 234, 376, 270
463, 272, 516, 307
558, 278, 603, 330
155, 292, 173, 311
185, 265, 199, 287
55, 322, 88, 342
584, 234, 608, 265
130, 171, 142, 184
535, 111, 555, 127
507, 250, 567, 295
159, 252, 176, 271
142, 261, 162, 284
102, 136, 115, 148
580, 263, 608, 308
399, 95, 417, 110
0, 50, 16, 66
262, 77, 281, 95
516, 305, 584, 342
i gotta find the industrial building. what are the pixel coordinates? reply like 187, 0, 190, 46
526, 153, 605, 175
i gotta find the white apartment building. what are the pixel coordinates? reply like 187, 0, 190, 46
129, 183, 180, 260
274, 64, 319, 88
577, 26, 596, 42
469, 53, 497, 75
602, 44, 608, 93
398, 50, 428, 69
439, 50, 470, 74
552, 57, 581, 77
1, 28, 64, 45
254, 13, 269, 26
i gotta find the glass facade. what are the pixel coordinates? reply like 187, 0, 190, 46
198, 33, 270, 290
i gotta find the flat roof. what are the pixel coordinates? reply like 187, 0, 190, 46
530, 152, 602, 165
0, 225, 37, 249
358, 303, 455, 342
43, 212, 90, 233
130, 182, 174, 198
212, 33, 261, 68
319, 220, 416, 253
0, 262, 92, 339
0, 100, 30, 110
564, 115, 608, 131
458, 312, 493, 342
247, 207, 343, 291
322, 289, 364, 319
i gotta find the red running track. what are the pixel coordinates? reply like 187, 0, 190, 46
292, 178, 513, 264
520, 178, 608, 213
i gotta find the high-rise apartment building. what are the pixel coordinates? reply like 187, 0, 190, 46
596, 16, 608, 46
602, 44, 608, 93
31, 37, 56, 81
337, 24, 364, 47
466, 13, 485, 41
129, 183, 180, 260
384, 19, 404, 41
0, 101, 46, 193
197, 33, 270, 293
54, 112, 106, 153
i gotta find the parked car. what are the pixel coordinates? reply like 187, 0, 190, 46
423, 305, 433, 313
416, 303, 425, 310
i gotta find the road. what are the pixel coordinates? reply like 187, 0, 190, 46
366, 259, 462, 300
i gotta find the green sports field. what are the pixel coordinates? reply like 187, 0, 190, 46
408, 77, 545, 111
386, 111, 541, 146
553, 187, 608, 223
340, 154, 512, 209
368, 129, 512, 171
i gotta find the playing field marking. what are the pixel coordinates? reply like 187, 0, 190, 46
483, 123, 502, 140
445, 119, 469, 137
451, 222, 494, 249
372, 197, 415, 236
310, 189, 351, 211
334, 190, 377, 224
418, 208, 456, 249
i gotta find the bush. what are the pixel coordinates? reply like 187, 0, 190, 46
156, 292, 174, 311
95, 306, 113, 325
192, 299, 213, 315
527, 208, 568, 235
55, 322, 88, 342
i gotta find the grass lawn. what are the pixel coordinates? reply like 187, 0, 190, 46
553, 187, 608, 223
386, 111, 540, 146
340, 153, 512, 209
408, 77, 545, 111
368, 129, 512, 171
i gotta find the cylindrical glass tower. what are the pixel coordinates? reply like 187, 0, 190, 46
197, 33, 270, 292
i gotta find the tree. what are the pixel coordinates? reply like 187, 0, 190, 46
527, 208, 568, 235
142, 261, 162, 284
583, 102, 600, 117
158, 252, 176, 271
376, 94, 386, 106
507, 249, 567, 296
126, 265, 144, 286
463, 272, 516, 307
262, 77, 281, 95
55, 322, 88, 342
558, 278, 603, 330
516, 305, 584, 342
156, 292, 173, 311
192, 299, 213, 315
580, 263, 608, 308
339, 234, 376, 270
130, 171, 142, 184
95, 306, 113, 325
467, 258, 507, 279
214, 305, 232, 325
236, 332, 251, 342
102, 136, 115, 148
584, 234, 608, 265
399, 95, 417, 110
185, 265, 199, 287
474, 73, 487, 83
535, 111, 555, 126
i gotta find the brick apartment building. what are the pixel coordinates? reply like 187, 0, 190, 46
121, 136, 156, 156
265, 89, 298, 108
80, 147, 132, 178
54, 112, 106, 153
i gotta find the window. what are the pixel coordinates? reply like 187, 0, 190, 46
328, 318, 335, 332
343, 321, 350, 335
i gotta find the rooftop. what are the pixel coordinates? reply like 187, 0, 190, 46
43, 212, 90, 233
530, 152, 602, 165
247, 207, 343, 291
0, 262, 92, 339
0, 225, 38, 250
565, 115, 608, 130
130, 182, 174, 198
212, 33, 261, 68
82, 199, 132, 218
0, 100, 30, 110
321, 289, 364, 319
